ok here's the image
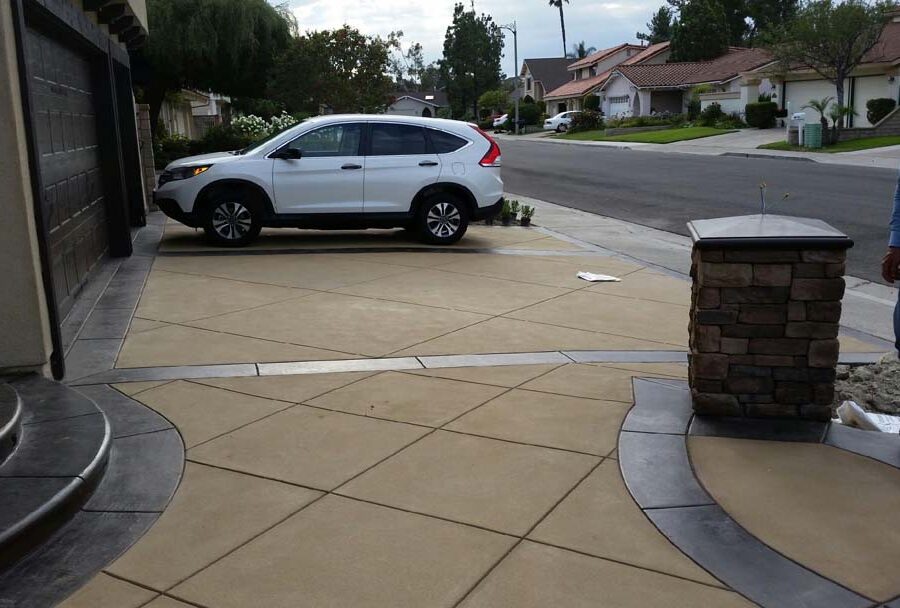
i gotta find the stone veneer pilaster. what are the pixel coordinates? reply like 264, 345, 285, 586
687, 216, 853, 421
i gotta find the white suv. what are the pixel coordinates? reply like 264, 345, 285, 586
154, 115, 504, 246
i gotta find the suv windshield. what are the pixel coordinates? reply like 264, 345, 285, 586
236, 121, 308, 155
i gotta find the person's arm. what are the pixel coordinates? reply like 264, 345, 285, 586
882, 176, 900, 283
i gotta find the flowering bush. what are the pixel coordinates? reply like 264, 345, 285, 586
269, 111, 301, 133
231, 114, 271, 138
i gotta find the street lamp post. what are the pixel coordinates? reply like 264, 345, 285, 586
500, 21, 519, 135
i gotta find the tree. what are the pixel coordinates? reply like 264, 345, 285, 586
478, 89, 509, 115
668, 0, 746, 45
802, 96, 834, 131
568, 41, 597, 59
268, 26, 395, 114
637, 6, 675, 43
420, 63, 445, 91
549, 0, 570, 57
670, 0, 731, 61
746, 0, 799, 41
141, 0, 293, 132
440, 3, 505, 118
766, 0, 888, 115
388, 32, 427, 90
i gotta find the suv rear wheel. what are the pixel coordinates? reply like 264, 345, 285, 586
416, 192, 469, 245
202, 190, 263, 247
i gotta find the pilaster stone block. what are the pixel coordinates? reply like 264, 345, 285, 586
775, 382, 813, 404
806, 301, 842, 323
720, 337, 749, 354
692, 391, 742, 416
801, 250, 846, 263
787, 302, 806, 322
808, 339, 840, 368
695, 309, 738, 325
748, 338, 809, 356
738, 305, 787, 325
790, 279, 845, 302
721, 324, 783, 338
753, 264, 792, 286
726, 376, 774, 394
699, 263, 753, 287
723, 250, 799, 263
690, 354, 729, 379
693, 325, 721, 352
746, 403, 800, 418
799, 404, 833, 421
784, 322, 840, 339
697, 288, 720, 309
722, 287, 790, 304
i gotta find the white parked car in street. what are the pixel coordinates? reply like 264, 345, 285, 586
543, 111, 580, 132
154, 115, 504, 246
492, 113, 509, 129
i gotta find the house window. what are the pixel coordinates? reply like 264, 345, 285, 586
609, 95, 630, 104
590, 67, 597, 77
526, 77, 532, 90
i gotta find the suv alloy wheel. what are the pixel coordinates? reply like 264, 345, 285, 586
417, 193, 468, 244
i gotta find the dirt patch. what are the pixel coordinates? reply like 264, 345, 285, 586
835, 353, 900, 415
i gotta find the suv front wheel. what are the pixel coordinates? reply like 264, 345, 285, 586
416, 193, 469, 245
202, 191, 263, 247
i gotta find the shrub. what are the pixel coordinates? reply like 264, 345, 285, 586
189, 125, 256, 156
507, 101, 541, 125
867, 98, 897, 125
153, 134, 191, 169
687, 98, 701, 120
698, 102, 725, 127
605, 114, 685, 129
715, 113, 747, 129
745, 101, 777, 128
537, 100, 546, 114
583, 95, 601, 111
568, 110, 604, 133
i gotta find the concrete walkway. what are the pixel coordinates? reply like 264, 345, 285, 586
57, 219, 898, 608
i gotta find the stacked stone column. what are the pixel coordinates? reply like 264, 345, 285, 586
689, 246, 848, 421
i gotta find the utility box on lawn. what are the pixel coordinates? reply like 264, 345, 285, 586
687, 215, 853, 420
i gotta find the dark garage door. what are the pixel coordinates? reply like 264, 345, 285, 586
26, 27, 108, 318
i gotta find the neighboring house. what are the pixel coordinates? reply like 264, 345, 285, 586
600, 47, 774, 118
385, 91, 448, 117
159, 89, 210, 139
192, 92, 232, 136
520, 58, 572, 103
743, 9, 900, 128
543, 42, 671, 114
0, 0, 149, 378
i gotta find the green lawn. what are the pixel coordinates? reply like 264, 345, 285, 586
558, 126, 736, 144
758, 136, 900, 153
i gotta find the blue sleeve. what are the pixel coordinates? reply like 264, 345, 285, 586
892, 173, 900, 247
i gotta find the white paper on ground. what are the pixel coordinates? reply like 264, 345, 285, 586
835, 401, 900, 433
577, 271, 621, 283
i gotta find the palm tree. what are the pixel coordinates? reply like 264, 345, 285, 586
826, 104, 857, 145
548, 0, 570, 57
802, 97, 834, 132
568, 40, 596, 59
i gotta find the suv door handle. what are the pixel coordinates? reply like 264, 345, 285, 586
418, 161, 439, 167
341, 163, 362, 170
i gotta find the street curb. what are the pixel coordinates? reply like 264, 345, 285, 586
721, 152, 817, 163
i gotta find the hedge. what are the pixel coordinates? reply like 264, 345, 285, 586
745, 101, 777, 129
867, 98, 897, 125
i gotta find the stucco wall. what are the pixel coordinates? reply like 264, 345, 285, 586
0, 2, 53, 373
386, 98, 433, 117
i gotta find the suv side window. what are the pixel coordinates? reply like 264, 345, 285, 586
369, 123, 427, 156
286, 123, 362, 157
427, 129, 468, 154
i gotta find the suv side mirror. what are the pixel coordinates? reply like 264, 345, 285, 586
273, 147, 302, 160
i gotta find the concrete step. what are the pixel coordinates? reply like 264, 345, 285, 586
0, 375, 110, 570
0, 384, 22, 466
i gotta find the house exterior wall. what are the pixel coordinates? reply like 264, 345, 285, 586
160, 99, 197, 138
601, 74, 635, 117
386, 97, 435, 117
0, 0, 53, 374
853, 74, 894, 128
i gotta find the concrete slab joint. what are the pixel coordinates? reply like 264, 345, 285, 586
686, 215, 853, 420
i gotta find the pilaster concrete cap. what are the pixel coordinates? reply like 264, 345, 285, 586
687, 215, 854, 250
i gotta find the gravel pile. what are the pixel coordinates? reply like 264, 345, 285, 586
834, 353, 900, 415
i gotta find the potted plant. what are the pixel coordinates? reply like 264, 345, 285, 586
500, 199, 513, 226
509, 200, 520, 223
520, 205, 534, 227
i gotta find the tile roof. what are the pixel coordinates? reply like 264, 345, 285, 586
390, 91, 448, 106
566, 43, 643, 70
861, 17, 900, 63
521, 58, 573, 93
621, 41, 671, 65
543, 70, 613, 100
615, 47, 774, 88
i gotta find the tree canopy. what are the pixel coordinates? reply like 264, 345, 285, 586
440, 3, 505, 119
141, 0, 293, 129
765, 0, 888, 115
670, 0, 731, 60
267, 26, 395, 114
637, 6, 675, 43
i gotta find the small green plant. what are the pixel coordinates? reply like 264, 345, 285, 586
508, 200, 520, 218
520, 205, 535, 226
499, 199, 513, 225
698, 102, 725, 127
802, 97, 833, 132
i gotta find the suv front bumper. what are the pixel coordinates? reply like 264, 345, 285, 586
154, 192, 202, 228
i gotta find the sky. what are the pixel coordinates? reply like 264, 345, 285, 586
287, 0, 662, 77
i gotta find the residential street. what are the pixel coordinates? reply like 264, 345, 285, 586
501, 138, 899, 282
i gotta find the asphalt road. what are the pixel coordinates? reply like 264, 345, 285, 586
501, 139, 898, 282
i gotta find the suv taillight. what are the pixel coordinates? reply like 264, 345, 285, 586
470, 125, 502, 167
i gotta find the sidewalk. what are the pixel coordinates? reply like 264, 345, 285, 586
511, 193, 899, 346
496, 129, 900, 169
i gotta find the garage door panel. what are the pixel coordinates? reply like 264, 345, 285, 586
27, 26, 108, 317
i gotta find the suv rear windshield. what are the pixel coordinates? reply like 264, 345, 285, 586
370, 124, 428, 156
